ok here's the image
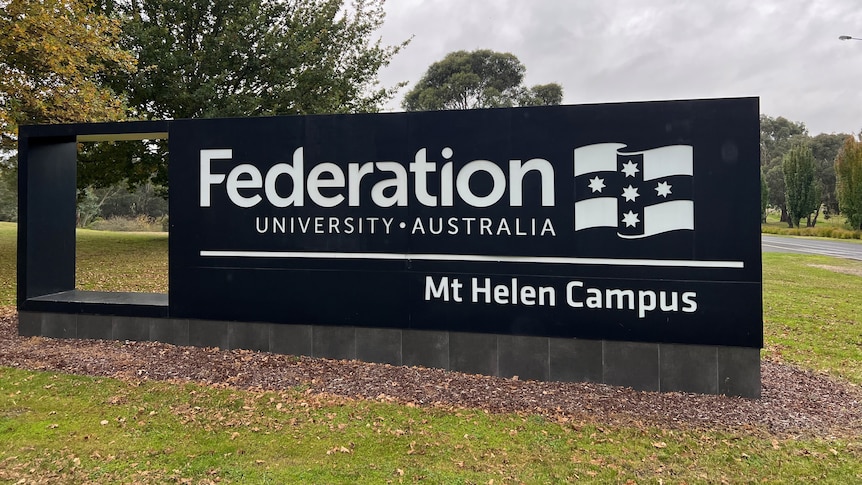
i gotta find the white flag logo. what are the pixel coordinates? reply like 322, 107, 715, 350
573, 143, 694, 239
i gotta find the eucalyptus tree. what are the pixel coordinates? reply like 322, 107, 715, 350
402, 49, 562, 111
808, 132, 851, 220
760, 115, 808, 223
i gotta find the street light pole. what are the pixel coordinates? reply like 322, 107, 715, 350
839, 35, 862, 41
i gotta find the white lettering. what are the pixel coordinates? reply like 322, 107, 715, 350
660, 291, 679, 311
410, 148, 437, 206
456, 160, 506, 207
201, 146, 557, 209
509, 158, 555, 206
472, 277, 491, 303
586, 288, 602, 308
638, 290, 656, 318
307, 162, 345, 208
226, 164, 262, 208
521, 285, 536, 305
371, 162, 408, 207
200, 148, 231, 207
682, 292, 698, 312
347, 162, 374, 206
263, 147, 304, 207
255, 216, 267, 233
440, 160, 454, 206
606, 289, 635, 310
539, 286, 555, 306
566, 281, 584, 308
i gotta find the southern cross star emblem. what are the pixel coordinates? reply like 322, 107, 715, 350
588, 176, 606, 193
655, 181, 672, 197
621, 210, 640, 227
620, 160, 640, 177
621, 185, 639, 202
573, 143, 694, 239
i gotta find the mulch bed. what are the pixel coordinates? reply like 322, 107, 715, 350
1, 307, 859, 438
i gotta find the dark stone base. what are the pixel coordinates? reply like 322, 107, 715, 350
18, 311, 761, 398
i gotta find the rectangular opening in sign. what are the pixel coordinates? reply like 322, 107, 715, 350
75, 137, 169, 295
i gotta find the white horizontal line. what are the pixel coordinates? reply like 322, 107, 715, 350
199, 250, 744, 269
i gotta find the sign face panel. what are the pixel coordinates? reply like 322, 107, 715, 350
169, 98, 762, 348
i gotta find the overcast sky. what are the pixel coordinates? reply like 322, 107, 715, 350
374, 0, 862, 135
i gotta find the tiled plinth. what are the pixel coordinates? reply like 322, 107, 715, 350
19, 311, 761, 398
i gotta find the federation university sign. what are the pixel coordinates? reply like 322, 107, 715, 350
18, 97, 763, 396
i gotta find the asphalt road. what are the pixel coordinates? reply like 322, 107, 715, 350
762, 234, 862, 261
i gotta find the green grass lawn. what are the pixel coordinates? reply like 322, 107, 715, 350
74, 227, 168, 294
0, 223, 14, 306
1, 221, 861, 483
0, 222, 168, 306
762, 253, 862, 384
1, 367, 859, 484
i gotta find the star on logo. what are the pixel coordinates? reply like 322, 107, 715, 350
588, 176, 606, 193
621, 185, 639, 202
622, 210, 640, 227
655, 181, 672, 197
621, 160, 640, 178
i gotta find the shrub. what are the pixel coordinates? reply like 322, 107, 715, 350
88, 215, 167, 232
762, 223, 862, 239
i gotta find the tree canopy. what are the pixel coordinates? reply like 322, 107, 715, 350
759, 115, 851, 226
402, 49, 563, 111
0, 0, 135, 152
836, 136, 862, 230
782, 144, 818, 228
760, 169, 768, 222
760, 115, 808, 219
808, 133, 848, 216
75, 0, 408, 192
110, 0, 406, 120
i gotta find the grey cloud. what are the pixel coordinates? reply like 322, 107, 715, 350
376, 0, 862, 134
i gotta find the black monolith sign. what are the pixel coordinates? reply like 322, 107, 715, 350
17, 97, 763, 396
169, 98, 761, 348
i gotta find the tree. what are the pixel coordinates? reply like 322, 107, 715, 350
760, 169, 769, 223
110, 0, 406, 119
760, 115, 808, 223
77, 139, 168, 195
808, 132, 851, 220
760, 117, 847, 227
79, 0, 407, 192
782, 144, 818, 228
75, 181, 168, 227
0, 161, 17, 221
0, 0, 135, 151
402, 49, 563, 111
835, 136, 862, 230
0, 0, 135, 220
517, 83, 564, 107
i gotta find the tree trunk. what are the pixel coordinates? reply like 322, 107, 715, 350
780, 206, 788, 223
808, 206, 821, 227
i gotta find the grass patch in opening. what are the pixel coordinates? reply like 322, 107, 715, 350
74, 227, 168, 294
